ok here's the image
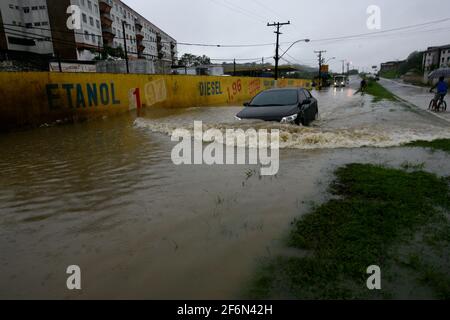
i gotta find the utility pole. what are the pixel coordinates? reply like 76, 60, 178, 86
261, 57, 265, 76
56, 51, 62, 72
233, 58, 236, 76
315, 50, 326, 88
122, 20, 129, 74
346, 62, 350, 76
267, 21, 290, 80
340, 60, 345, 75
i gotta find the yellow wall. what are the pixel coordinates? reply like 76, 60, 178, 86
0, 72, 311, 130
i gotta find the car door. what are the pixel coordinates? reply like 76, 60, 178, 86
299, 89, 312, 123
305, 89, 318, 120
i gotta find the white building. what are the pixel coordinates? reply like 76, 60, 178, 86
1, 0, 177, 73
0, 0, 53, 55
99, 0, 177, 72
439, 46, 450, 68
73, 0, 103, 60
423, 45, 450, 72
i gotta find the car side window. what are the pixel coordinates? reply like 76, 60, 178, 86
298, 90, 307, 102
304, 90, 312, 98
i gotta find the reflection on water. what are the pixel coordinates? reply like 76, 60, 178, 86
2, 78, 450, 299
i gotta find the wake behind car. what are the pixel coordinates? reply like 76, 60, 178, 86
236, 88, 319, 126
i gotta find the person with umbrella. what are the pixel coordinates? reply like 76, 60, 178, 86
430, 76, 448, 109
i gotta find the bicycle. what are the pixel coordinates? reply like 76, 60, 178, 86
428, 90, 447, 112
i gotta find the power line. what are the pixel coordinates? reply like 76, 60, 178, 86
220, 0, 267, 22
309, 17, 450, 43
3, 15, 450, 53
250, 0, 287, 21
209, 0, 265, 24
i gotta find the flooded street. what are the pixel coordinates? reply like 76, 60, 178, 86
2, 77, 450, 299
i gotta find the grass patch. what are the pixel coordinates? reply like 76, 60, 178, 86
406, 139, 450, 154
379, 70, 400, 79
365, 80, 397, 102
247, 164, 450, 299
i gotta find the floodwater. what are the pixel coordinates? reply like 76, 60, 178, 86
1, 77, 450, 299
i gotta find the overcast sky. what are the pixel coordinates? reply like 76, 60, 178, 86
126, 0, 450, 72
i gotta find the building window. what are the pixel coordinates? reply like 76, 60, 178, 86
82, 13, 87, 23
32, 6, 38, 10
88, 1, 92, 11
90, 16, 94, 26
23, 7, 30, 13
42, 22, 49, 26
9, 4, 14, 9
96, 20, 100, 29
81, 0, 85, 6
85, 31, 90, 40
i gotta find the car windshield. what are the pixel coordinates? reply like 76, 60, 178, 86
250, 90, 298, 107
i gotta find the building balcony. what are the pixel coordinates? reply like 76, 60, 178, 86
99, 0, 112, 14
101, 13, 113, 28
136, 32, 144, 42
135, 19, 143, 31
138, 44, 145, 52
102, 27, 115, 45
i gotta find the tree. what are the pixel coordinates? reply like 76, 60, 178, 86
398, 51, 423, 74
179, 53, 211, 67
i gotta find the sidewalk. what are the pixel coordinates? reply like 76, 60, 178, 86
379, 78, 450, 123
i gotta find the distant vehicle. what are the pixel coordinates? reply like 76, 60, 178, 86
236, 88, 319, 126
334, 75, 346, 87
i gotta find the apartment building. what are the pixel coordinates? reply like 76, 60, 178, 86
101, 0, 177, 71
439, 46, 450, 68
1, 0, 177, 72
423, 44, 450, 72
0, 0, 53, 56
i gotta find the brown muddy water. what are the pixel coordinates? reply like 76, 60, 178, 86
1, 77, 450, 299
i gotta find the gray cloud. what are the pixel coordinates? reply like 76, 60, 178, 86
126, 0, 450, 72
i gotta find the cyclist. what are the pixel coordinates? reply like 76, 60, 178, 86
354, 78, 368, 95
360, 78, 368, 93
430, 76, 448, 109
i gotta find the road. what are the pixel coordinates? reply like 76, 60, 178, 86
2, 76, 450, 299
380, 78, 450, 123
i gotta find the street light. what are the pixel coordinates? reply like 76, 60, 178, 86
325, 57, 336, 64
279, 38, 310, 59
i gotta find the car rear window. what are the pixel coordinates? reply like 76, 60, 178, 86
250, 90, 298, 106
